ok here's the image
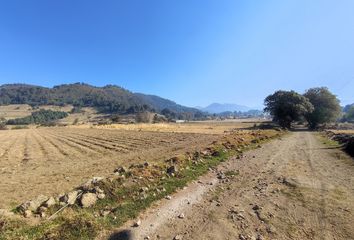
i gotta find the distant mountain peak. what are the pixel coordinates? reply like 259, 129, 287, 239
198, 103, 252, 114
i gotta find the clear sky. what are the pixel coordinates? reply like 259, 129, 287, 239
0, 0, 353, 108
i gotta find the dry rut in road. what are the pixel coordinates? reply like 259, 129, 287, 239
110, 131, 354, 240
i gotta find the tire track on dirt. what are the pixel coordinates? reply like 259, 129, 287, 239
109, 131, 354, 240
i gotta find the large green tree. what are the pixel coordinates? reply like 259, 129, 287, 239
264, 90, 314, 128
343, 105, 354, 122
303, 87, 341, 129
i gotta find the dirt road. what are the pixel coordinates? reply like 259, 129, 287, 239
110, 131, 354, 240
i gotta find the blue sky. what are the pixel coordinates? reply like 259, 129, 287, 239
0, 0, 353, 108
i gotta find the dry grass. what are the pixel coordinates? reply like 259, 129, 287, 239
0, 104, 33, 120
0, 104, 74, 120
331, 130, 354, 134
0, 120, 267, 209
74, 119, 266, 134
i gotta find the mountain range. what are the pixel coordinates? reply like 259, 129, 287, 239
197, 103, 254, 114
0, 83, 203, 119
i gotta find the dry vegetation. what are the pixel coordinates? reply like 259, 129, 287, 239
330, 129, 354, 134
0, 104, 33, 120
0, 120, 268, 209
82, 119, 265, 134
0, 120, 283, 240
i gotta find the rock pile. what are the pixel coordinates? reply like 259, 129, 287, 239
17, 176, 107, 218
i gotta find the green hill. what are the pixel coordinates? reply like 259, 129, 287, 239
0, 83, 203, 119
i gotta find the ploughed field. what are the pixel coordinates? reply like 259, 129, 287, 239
0, 127, 223, 208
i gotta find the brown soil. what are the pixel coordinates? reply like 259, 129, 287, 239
0, 128, 220, 208
111, 131, 354, 240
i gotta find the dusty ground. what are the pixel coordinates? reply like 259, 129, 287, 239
0, 127, 222, 208
330, 129, 354, 134
80, 119, 264, 134
111, 131, 354, 240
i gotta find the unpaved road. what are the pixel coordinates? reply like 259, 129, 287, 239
107, 131, 354, 240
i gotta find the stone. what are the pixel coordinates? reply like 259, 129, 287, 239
100, 209, 111, 217
178, 213, 185, 219
97, 193, 106, 200
239, 234, 246, 240
38, 206, 47, 213
67, 190, 81, 205
95, 187, 104, 194
23, 210, 32, 218
174, 234, 183, 240
133, 219, 141, 227
82, 177, 104, 190
80, 193, 97, 208
167, 165, 177, 175
165, 195, 172, 200
266, 225, 277, 234
43, 197, 56, 207
19, 194, 49, 212
256, 234, 265, 240
114, 166, 127, 174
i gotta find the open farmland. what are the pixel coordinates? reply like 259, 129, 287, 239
81, 118, 265, 134
0, 123, 255, 208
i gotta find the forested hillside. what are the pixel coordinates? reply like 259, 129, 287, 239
0, 83, 203, 119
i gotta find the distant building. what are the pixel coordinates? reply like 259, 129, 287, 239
175, 120, 186, 123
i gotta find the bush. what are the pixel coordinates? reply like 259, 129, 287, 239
0, 117, 7, 130
7, 110, 68, 125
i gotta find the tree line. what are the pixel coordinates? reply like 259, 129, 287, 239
6, 109, 68, 125
264, 87, 345, 129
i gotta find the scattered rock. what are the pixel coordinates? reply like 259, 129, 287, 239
256, 234, 265, 240
217, 172, 226, 179
43, 197, 56, 208
97, 193, 106, 200
37, 206, 47, 213
167, 166, 178, 175
133, 219, 141, 227
114, 166, 127, 174
80, 193, 97, 208
66, 190, 81, 205
174, 234, 183, 240
23, 210, 32, 218
282, 177, 298, 187
139, 187, 149, 193
19, 195, 49, 212
266, 225, 277, 234
82, 177, 105, 190
252, 205, 261, 211
239, 234, 246, 240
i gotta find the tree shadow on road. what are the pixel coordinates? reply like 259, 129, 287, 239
108, 230, 133, 240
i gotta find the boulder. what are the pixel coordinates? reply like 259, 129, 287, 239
80, 193, 97, 208
43, 197, 56, 208
19, 194, 49, 212
67, 190, 81, 205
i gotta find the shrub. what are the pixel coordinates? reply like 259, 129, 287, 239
7, 110, 68, 125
